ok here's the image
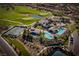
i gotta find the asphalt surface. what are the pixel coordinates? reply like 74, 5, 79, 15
0, 35, 18, 56
72, 31, 79, 55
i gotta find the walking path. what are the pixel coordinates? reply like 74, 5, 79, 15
71, 30, 79, 55
37, 47, 47, 56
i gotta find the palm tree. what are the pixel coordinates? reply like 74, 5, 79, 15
39, 28, 44, 44
22, 29, 27, 41
54, 36, 58, 42
27, 27, 33, 42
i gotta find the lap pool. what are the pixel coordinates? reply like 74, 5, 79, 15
44, 31, 54, 40
32, 15, 43, 19
56, 28, 66, 35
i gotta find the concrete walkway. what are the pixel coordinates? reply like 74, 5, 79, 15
37, 47, 47, 56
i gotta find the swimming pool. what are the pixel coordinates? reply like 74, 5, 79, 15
32, 15, 43, 19
44, 31, 54, 40
56, 28, 66, 35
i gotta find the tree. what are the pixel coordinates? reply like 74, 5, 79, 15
0, 3, 15, 11
26, 27, 33, 42
22, 29, 27, 41
54, 36, 58, 42
39, 30, 44, 44
29, 35, 33, 42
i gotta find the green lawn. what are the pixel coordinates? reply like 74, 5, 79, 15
66, 23, 76, 33
0, 18, 40, 26
0, 19, 21, 26
0, 6, 52, 26
36, 26, 43, 29
15, 6, 52, 16
3, 36, 30, 56
0, 7, 24, 19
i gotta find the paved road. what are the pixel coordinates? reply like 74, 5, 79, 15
37, 47, 47, 56
0, 35, 18, 56
72, 30, 79, 55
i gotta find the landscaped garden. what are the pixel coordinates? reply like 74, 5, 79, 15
0, 5, 52, 26
2, 36, 30, 56
0, 4, 77, 56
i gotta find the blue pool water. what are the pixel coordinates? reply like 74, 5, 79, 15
30, 32, 39, 35
56, 28, 66, 35
32, 15, 43, 19
44, 31, 54, 40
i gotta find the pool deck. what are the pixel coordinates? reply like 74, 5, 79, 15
56, 28, 66, 35
44, 31, 54, 40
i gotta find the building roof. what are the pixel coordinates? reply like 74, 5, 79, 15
52, 51, 67, 56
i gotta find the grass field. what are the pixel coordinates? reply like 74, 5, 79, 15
15, 6, 52, 16
66, 23, 76, 33
3, 36, 30, 56
0, 6, 52, 26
